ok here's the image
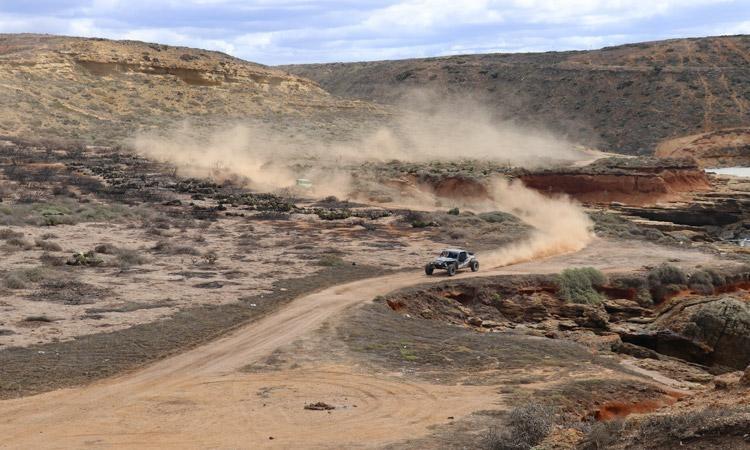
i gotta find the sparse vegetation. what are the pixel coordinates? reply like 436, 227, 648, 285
5, 237, 33, 249
151, 240, 200, 256
317, 254, 346, 267
482, 403, 555, 450
647, 263, 687, 302
0, 228, 24, 239
558, 267, 606, 304
34, 239, 62, 252
2, 266, 55, 289
114, 248, 149, 268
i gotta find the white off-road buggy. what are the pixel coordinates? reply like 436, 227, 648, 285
425, 248, 479, 276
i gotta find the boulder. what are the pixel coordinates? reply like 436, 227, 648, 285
650, 296, 750, 369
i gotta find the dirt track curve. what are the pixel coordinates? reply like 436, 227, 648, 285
0, 239, 719, 449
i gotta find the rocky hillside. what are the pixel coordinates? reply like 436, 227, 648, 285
282, 35, 750, 155
0, 34, 380, 144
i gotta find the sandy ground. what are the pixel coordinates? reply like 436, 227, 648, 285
0, 237, 724, 449
0, 214, 440, 348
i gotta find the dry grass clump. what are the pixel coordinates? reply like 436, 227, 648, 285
94, 243, 149, 267
35, 238, 62, 251
580, 406, 750, 449
151, 239, 200, 256
2, 266, 55, 289
0, 228, 24, 239
317, 254, 346, 267
5, 237, 33, 249
482, 402, 555, 450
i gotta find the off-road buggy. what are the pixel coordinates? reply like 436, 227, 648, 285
425, 248, 478, 276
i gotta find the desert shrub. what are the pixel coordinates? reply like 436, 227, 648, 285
202, 250, 218, 265
688, 270, 714, 294
558, 267, 607, 304
479, 211, 516, 223
115, 249, 149, 268
0, 228, 24, 239
482, 403, 555, 450
648, 263, 687, 286
316, 209, 352, 220
704, 269, 727, 287
151, 240, 200, 256
317, 254, 346, 267
647, 264, 687, 302
66, 251, 103, 266
94, 243, 119, 254
3, 273, 27, 289
580, 419, 625, 450
447, 207, 460, 215
24, 315, 52, 323
636, 408, 735, 441
35, 238, 62, 251
39, 252, 66, 266
610, 275, 653, 306
2, 266, 53, 289
5, 237, 33, 249
403, 210, 436, 228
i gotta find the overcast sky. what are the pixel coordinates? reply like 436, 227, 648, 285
1, 1, 748, 65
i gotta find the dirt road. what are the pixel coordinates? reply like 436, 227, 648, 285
0, 239, 720, 449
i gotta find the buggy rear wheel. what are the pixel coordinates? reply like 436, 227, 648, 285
470, 260, 479, 272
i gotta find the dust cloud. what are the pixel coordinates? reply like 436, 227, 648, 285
133, 93, 593, 266
479, 179, 593, 267
133, 93, 585, 195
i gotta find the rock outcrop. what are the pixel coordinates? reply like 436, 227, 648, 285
519, 157, 711, 205
648, 296, 750, 370
0, 34, 380, 143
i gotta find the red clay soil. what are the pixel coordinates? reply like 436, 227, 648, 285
520, 168, 711, 205
594, 396, 679, 421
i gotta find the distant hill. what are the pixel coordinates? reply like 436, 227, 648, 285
0, 34, 379, 144
281, 36, 750, 155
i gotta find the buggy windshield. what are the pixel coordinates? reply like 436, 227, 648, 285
440, 251, 459, 259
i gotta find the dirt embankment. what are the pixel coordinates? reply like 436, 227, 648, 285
520, 158, 711, 205
656, 127, 750, 167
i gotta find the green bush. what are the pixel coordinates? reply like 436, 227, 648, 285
647, 264, 687, 302
688, 270, 714, 294
558, 267, 607, 304
648, 263, 687, 286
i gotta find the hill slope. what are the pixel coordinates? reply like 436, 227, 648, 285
0, 34, 379, 144
282, 36, 750, 155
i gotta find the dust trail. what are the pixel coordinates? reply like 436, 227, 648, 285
478, 179, 593, 268
132, 93, 594, 265
384, 177, 594, 268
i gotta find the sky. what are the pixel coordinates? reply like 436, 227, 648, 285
0, 1, 748, 65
